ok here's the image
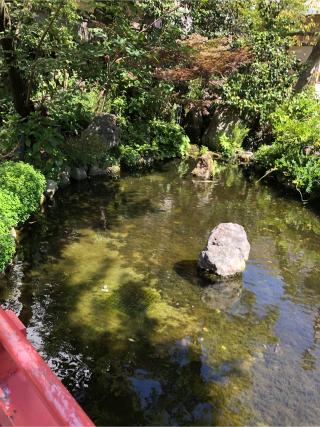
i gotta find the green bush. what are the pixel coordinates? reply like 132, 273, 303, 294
0, 161, 46, 222
223, 32, 299, 123
120, 119, 190, 167
0, 222, 16, 272
47, 84, 97, 136
0, 81, 98, 177
0, 190, 22, 228
0, 105, 20, 158
218, 122, 249, 159
254, 90, 320, 194
0, 161, 46, 271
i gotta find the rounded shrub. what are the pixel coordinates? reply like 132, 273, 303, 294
0, 190, 22, 228
0, 161, 46, 222
0, 222, 16, 272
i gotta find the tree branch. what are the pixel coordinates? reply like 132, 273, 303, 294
256, 167, 277, 183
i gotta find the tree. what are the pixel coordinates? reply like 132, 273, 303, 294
0, 0, 33, 117
0, 0, 77, 119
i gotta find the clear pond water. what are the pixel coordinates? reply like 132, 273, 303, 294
1, 161, 320, 425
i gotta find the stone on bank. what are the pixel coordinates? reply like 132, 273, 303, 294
70, 167, 87, 181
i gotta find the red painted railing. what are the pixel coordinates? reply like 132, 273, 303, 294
0, 308, 94, 426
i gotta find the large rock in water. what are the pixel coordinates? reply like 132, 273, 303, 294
198, 223, 250, 278
191, 153, 214, 180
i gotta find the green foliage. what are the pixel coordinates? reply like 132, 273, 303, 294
191, 0, 306, 38
62, 135, 120, 169
219, 122, 249, 159
2, 0, 79, 87
255, 90, 320, 194
36, 77, 98, 135
191, 0, 252, 37
0, 0, 311, 182
186, 79, 204, 101
22, 113, 66, 177
0, 190, 22, 228
0, 79, 99, 176
0, 161, 46, 222
0, 107, 20, 157
0, 161, 46, 271
120, 120, 190, 167
0, 189, 21, 271
0, 222, 15, 272
200, 145, 209, 155
223, 32, 299, 122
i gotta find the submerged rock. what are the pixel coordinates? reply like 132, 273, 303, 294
58, 169, 71, 187
70, 167, 87, 181
198, 223, 250, 278
88, 165, 107, 177
45, 179, 58, 199
201, 279, 242, 310
191, 153, 214, 180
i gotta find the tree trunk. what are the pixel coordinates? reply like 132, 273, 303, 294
0, 0, 33, 117
294, 37, 320, 94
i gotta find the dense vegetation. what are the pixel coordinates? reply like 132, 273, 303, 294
0, 161, 45, 270
0, 0, 320, 270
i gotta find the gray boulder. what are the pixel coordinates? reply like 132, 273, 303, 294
88, 165, 107, 176
198, 223, 250, 278
201, 107, 240, 151
58, 170, 71, 187
70, 167, 87, 181
45, 179, 58, 199
81, 114, 119, 151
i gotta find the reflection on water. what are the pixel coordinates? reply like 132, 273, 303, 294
1, 161, 320, 425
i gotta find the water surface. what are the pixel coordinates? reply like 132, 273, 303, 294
1, 161, 320, 425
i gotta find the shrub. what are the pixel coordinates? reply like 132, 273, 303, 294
0, 190, 22, 228
218, 122, 249, 159
47, 85, 97, 136
120, 120, 190, 167
0, 81, 99, 177
223, 32, 299, 123
0, 106, 20, 158
0, 161, 46, 222
0, 222, 15, 272
254, 90, 320, 194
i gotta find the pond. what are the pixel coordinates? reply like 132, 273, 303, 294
1, 161, 320, 426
